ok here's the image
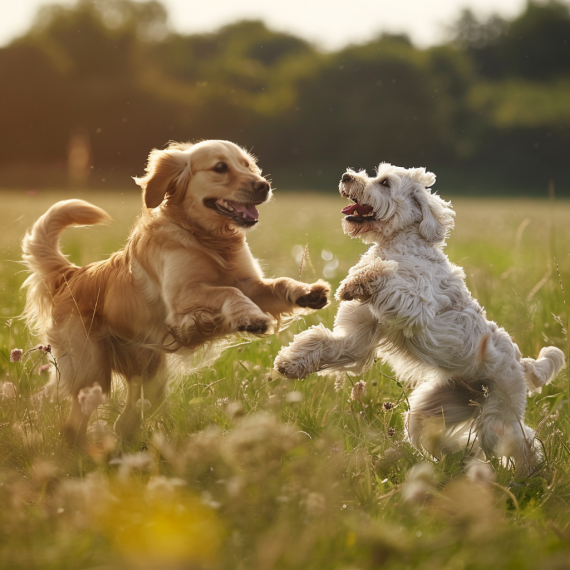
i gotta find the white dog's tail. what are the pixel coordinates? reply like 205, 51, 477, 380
22, 200, 111, 333
522, 347, 566, 393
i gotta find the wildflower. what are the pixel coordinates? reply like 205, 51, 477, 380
465, 459, 496, 485
10, 348, 23, 362
147, 475, 185, 499
402, 462, 437, 504
38, 344, 51, 354
350, 380, 366, 402
110, 451, 154, 478
388, 427, 396, 437
38, 364, 50, 374
285, 391, 303, 403
333, 373, 345, 392
136, 399, 151, 413
224, 400, 245, 419
303, 492, 326, 517
2, 381, 16, 399
383, 401, 394, 410
78, 383, 107, 417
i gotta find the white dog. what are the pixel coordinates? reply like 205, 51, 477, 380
274, 164, 565, 475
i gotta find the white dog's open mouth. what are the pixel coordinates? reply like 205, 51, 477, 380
341, 202, 375, 223
204, 198, 261, 227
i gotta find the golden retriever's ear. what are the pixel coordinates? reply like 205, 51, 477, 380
414, 187, 455, 244
134, 146, 192, 208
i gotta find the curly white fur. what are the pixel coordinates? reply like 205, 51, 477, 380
274, 163, 565, 476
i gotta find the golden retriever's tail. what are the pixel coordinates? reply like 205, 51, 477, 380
22, 200, 111, 333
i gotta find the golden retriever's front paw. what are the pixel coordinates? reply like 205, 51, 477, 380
235, 313, 273, 335
296, 280, 330, 310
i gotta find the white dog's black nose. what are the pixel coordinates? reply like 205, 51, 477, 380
341, 173, 353, 183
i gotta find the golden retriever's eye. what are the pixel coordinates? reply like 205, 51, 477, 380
380, 178, 390, 188
214, 162, 228, 174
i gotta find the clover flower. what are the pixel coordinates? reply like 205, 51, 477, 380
10, 348, 23, 362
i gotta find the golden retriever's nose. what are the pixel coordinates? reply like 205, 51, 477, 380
341, 173, 353, 183
252, 180, 270, 200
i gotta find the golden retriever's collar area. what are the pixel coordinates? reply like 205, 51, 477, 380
203, 197, 263, 227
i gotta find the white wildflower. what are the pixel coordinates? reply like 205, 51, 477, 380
303, 492, 326, 517
77, 383, 107, 416
350, 380, 366, 402
285, 391, 303, 403
147, 475, 185, 499
402, 462, 437, 504
2, 381, 16, 399
110, 451, 154, 478
135, 398, 151, 413
465, 459, 496, 485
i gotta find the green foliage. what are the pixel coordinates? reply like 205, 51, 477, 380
1, 0, 570, 192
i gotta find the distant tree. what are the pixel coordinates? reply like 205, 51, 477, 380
450, 2, 570, 80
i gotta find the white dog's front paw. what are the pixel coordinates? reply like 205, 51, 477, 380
274, 345, 318, 379
335, 277, 371, 302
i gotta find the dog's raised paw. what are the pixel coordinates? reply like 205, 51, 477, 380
274, 355, 307, 379
296, 281, 330, 310
238, 316, 271, 335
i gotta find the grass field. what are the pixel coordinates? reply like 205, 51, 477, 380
0, 188, 569, 570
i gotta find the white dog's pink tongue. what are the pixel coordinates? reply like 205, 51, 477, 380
341, 203, 374, 216
232, 202, 259, 221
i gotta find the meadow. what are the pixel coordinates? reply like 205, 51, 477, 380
0, 188, 569, 570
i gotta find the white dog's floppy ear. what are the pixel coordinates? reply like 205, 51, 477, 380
414, 187, 455, 244
134, 145, 193, 208
408, 167, 436, 188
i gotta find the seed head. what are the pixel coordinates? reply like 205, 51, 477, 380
350, 381, 366, 402
78, 383, 107, 417
10, 348, 23, 363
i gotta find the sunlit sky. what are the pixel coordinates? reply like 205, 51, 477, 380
3, 0, 528, 49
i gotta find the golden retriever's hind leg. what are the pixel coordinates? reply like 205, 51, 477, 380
114, 376, 142, 442
63, 395, 90, 448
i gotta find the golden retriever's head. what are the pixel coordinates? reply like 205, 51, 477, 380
135, 140, 271, 230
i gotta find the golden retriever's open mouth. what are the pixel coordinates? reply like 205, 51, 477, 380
341, 201, 375, 223
204, 198, 261, 227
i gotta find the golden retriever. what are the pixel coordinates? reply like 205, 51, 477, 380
22, 140, 330, 445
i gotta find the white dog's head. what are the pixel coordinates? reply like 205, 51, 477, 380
338, 163, 455, 245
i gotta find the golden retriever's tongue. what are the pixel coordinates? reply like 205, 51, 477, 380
232, 202, 259, 221
341, 203, 374, 216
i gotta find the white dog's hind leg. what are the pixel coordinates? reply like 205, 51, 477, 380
274, 301, 381, 379
522, 346, 565, 393
407, 379, 486, 458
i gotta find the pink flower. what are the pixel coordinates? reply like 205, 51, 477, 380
10, 349, 23, 363
39, 364, 50, 375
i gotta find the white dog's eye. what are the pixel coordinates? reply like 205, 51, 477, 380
214, 162, 228, 174
380, 178, 390, 188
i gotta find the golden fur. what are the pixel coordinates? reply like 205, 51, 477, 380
22, 140, 330, 444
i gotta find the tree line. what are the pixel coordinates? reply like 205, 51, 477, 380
1, 0, 569, 194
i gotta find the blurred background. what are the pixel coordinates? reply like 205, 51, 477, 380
1, 0, 569, 195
